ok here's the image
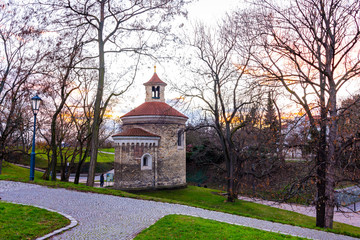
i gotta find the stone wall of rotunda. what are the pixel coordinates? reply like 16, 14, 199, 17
114, 122, 186, 190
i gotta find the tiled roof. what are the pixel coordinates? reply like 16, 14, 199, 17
122, 102, 188, 119
112, 128, 160, 137
143, 73, 167, 86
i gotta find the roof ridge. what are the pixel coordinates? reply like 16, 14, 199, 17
112, 127, 160, 137
121, 101, 188, 119
143, 72, 167, 86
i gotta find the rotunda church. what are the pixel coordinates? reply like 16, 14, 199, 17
112, 68, 188, 190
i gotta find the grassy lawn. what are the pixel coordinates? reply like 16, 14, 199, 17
1, 161, 359, 238
0, 161, 145, 199
98, 148, 115, 153
11, 148, 114, 173
0, 201, 70, 240
133, 187, 360, 238
135, 215, 306, 240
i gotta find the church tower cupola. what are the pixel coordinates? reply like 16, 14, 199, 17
143, 66, 167, 102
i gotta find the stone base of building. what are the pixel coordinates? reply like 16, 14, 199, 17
114, 182, 187, 191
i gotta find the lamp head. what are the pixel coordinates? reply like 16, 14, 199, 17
31, 94, 42, 114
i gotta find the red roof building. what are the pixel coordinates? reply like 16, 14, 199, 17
112, 68, 187, 190
122, 101, 187, 119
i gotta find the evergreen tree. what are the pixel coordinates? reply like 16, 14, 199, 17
264, 92, 279, 136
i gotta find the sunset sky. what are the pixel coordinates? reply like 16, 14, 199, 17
104, 0, 359, 120
112, 0, 246, 118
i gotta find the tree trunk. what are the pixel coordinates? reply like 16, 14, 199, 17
65, 148, 78, 182
74, 147, 83, 185
0, 143, 4, 175
323, 84, 337, 228
226, 123, 237, 202
59, 146, 66, 181
315, 128, 328, 228
75, 145, 89, 184
86, 0, 105, 187
49, 114, 58, 181
227, 153, 236, 202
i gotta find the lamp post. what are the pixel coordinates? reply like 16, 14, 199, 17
29, 94, 42, 181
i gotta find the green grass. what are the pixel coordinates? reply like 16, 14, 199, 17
0, 201, 70, 240
1, 161, 359, 238
0, 161, 149, 200
98, 148, 115, 153
134, 187, 360, 238
11, 148, 114, 172
135, 215, 306, 240
95, 150, 114, 162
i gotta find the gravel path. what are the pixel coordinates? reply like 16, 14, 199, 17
239, 196, 360, 228
0, 181, 358, 240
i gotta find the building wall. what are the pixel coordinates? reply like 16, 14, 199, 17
114, 121, 186, 190
114, 143, 158, 189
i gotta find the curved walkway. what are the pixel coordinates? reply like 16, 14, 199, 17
0, 181, 358, 240
239, 196, 360, 228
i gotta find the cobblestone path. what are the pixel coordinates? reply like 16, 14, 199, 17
0, 181, 358, 240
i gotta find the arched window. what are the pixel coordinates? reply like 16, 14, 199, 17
156, 86, 160, 98
152, 86, 156, 98
141, 153, 152, 170
152, 86, 160, 99
177, 129, 184, 149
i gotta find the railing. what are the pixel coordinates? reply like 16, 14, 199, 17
335, 186, 360, 211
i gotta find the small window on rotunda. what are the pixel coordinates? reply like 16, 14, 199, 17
152, 86, 160, 99
143, 156, 148, 166
177, 129, 184, 149
141, 153, 152, 170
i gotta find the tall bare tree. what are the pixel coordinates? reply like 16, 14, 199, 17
0, 4, 46, 174
37, 31, 86, 181
178, 14, 261, 202
251, 0, 360, 228
66, 73, 96, 184
37, 0, 188, 186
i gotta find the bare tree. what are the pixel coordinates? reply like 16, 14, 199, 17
178, 14, 261, 202
337, 95, 360, 185
37, 0, 188, 186
66, 74, 96, 184
0, 4, 46, 174
251, 0, 360, 228
37, 31, 86, 181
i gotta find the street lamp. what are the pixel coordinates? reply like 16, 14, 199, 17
29, 94, 42, 181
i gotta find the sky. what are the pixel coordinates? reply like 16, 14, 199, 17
112, 0, 245, 118
187, 0, 242, 24
114, 0, 248, 116
97, 0, 359, 121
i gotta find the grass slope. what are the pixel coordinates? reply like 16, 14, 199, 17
135, 186, 360, 238
1, 162, 359, 238
8, 149, 115, 173
98, 148, 115, 153
135, 215, 306, 240
0, 201, 69, 240
0, 161, 150, 200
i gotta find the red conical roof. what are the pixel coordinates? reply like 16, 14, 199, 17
122, 102, 188, 119
143, 73, 167, 86
112, 128, 160, 137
